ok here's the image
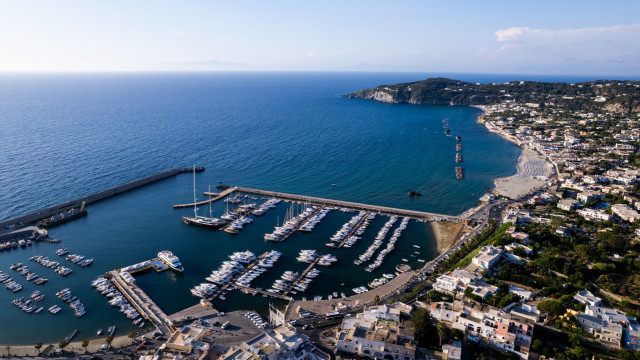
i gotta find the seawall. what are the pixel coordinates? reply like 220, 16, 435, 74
0, 167, 202, 230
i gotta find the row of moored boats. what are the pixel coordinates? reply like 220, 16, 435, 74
363, 217, 410, 272
354, 216, 398, 266
29, 256, 73, 276
264, 205, 318, 241
56, 288, 86, 317
0, 239, 32, 252
92, 276, 145, 328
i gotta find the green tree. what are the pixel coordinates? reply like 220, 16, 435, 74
34, 342, 43, 354
537, 300, 566, 317
530, 339, 543, 353
437, 322, 448, 346
412, 308, 437, 347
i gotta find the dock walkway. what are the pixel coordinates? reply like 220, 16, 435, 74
274, 206, 325, 242
191, 186, 460, 221
236, 284, 292, 301
284, 257, 320, 296
337, 211, 371, 248
173, 188, 236, 208
206, 251, 273, 301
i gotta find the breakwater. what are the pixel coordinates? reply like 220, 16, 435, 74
0, 167, 203, 230
174, 186, 462, 222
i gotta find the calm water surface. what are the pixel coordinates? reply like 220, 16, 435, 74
0, 72, 524, 344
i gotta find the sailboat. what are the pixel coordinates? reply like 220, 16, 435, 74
182, 166, 227, 229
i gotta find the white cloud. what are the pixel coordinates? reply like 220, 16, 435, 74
495, 23, 640, 45
489, 23, 640, 73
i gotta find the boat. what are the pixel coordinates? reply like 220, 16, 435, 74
456, 166, 463, 179
182, 167, 226, 229
158, 250, 184, 272
456, 135, 462, 141
97, 329, 103, 335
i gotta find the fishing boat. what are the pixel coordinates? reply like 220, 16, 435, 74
182, 167, 226, 229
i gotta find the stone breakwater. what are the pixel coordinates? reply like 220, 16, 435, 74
0, 167, 203, 230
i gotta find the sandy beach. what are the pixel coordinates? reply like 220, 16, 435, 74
431, 221, 464, 254
473, 105, 555, 199
3, 333, 138, 357
492, 148, 554, 199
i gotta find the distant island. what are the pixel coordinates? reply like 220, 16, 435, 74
346, 77, 640, 115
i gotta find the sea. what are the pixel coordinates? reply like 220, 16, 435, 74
0, 72, 617, 345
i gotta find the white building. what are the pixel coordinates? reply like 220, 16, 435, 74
611, 204, 640, 222
223, 325, 330, 360
472, 245, 503, 270
573, 289, 602, 307
335, 307, 416, 360
576, 208, 612, 221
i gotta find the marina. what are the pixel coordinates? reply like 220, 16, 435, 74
0, 73, 525, 347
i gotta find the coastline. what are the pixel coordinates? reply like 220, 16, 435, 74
471, 105, 554, 200
2, 333, 136, 357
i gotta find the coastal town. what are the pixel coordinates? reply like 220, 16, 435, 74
2, 78, 640, 360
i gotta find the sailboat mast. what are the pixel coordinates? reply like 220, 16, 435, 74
193, 165, 197, 218
209, 185, 213, 218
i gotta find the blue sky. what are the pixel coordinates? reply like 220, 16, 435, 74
1, 0, 639, 75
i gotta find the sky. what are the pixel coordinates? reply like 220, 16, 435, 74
1, 0, 639, 76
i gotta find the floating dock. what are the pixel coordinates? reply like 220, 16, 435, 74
271, 206, 326, 242
174, 186, 462, 222
205, 251, 294, 301
337, 211, 371, 248
283, 257, 320, 296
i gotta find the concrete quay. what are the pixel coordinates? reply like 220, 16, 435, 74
109, 270, 174, 335
173, 187, 236, 208
0, 167, 202, 230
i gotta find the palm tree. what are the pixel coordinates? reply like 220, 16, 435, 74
128, 331, 136, 343
5, 345, 10, 356
58, 340, 67, 349
82, 339, 89, 353
373, 295, 380, 305
34, 342, 43, 354
106, 335, 113, 345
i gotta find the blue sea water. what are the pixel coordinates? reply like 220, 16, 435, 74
0, 71, 589, 345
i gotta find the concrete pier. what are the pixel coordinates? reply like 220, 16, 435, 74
109, 270, 174, 335
179, 186, 461, 221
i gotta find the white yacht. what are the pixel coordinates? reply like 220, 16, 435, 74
158, 250, 184, 272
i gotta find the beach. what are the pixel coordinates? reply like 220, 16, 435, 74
474, 105, 555, 199
431, 221, 465, 254
492, 148, 554, 199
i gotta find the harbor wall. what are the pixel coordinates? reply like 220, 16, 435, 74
233, 186, 462, 221
0, 167, 199, 230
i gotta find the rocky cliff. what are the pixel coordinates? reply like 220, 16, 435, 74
346, 77, 640, 115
